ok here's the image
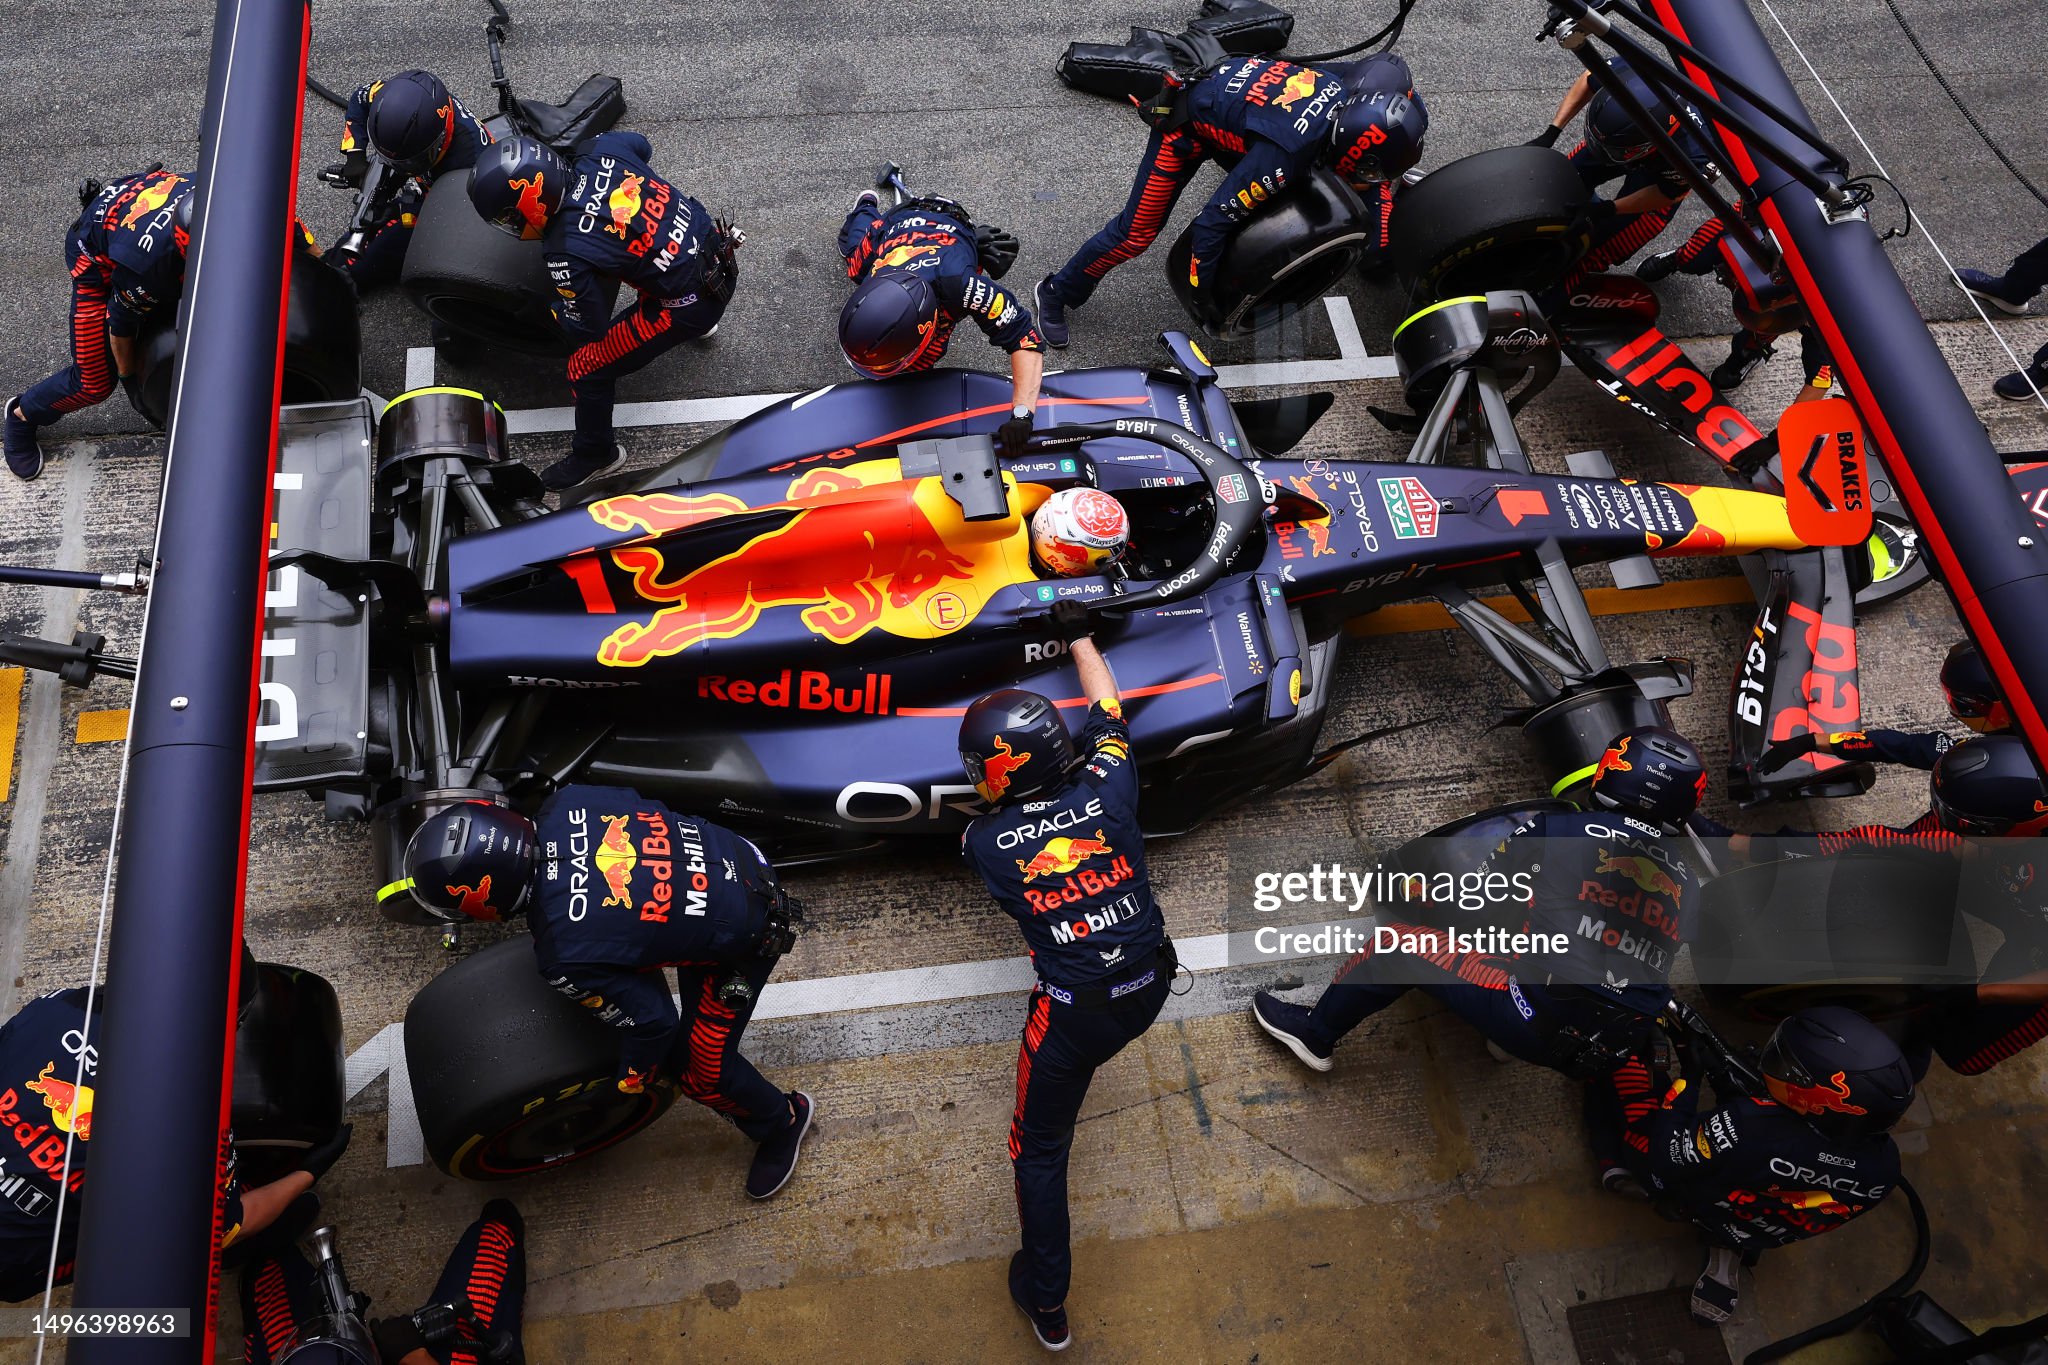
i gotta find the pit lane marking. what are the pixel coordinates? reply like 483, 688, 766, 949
75, 709, 129, 743
0, 668, 20, 801
1349, 575, 1755, 638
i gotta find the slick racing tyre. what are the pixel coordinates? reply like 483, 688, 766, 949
401, 169, 581, 355
406, 937, 678, 1180
1389, 145, 1592, 301
1168, 168, 1369, 339
1692, 853, 1971, 1024
232, 963, 347, 1185
128, 248, 363, 429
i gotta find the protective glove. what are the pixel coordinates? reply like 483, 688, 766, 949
319, 151, 370, 189
973, 223, 1021, 279
298, 1122, 353, 1180
1756, 732, 1821, 772
1584, 197, 1619, 224
1048, 599, 1093, 645
370, 1316, 430, 1363
996, 412, 1034, 459
1528, 125, 1562, 149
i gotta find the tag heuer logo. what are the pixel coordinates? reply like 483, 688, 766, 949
1377, 475, 1439, 539
1217, 473, 1248, 504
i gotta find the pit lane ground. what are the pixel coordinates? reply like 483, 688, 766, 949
3, 0, 2048, 1359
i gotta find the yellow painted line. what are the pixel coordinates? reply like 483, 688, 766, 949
1348, 575, 1756, 638
0, 668, 20, 803
75, 708, 130, 744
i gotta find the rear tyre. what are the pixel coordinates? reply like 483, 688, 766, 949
232, 963, 347, 1186
405, 937, 678, 1180
1168, 168, 1369, 339
401, 170, 576, 354
1389, 145, 1592, 300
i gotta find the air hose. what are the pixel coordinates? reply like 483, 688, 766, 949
1743, 1175, 1929, 1363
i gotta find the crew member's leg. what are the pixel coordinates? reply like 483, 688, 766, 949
1931, 994, 2048, 1075
1959, 232, 2048, 314
10, 239, 117, 478
1637, 215, 1726, 281
423, 1199, 528, 1365
1252, 917, 1494, 1068
666, 958, 813, 1199
1563, 201, 1680, 291
1037, 126, 1205, 343
238, 1246, 323, 1365
554, 289, 728, 490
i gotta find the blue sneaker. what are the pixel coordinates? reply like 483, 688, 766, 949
4, 401, 43, 481
1034, 276, 1069, 350
1251, 990, 1335, 1072
1993, 364, 2048, 402
1957, 268, 2035, 316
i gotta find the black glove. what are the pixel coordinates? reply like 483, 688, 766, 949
371, 1316, 430, 1363
1584, 196, 1619, 223
298, 1122, 352, 1180
1528, 125, 1562, 149
997, 412, 1034, 459
973, 223, 1021, 279
1048, 599, 1093, 644
319, 151, 370, 189
1756, 732, 1821, 772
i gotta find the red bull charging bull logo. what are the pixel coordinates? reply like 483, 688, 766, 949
1017, 831, 1115, 882
445, 876, 497, 919
119, 176, 179, 230
1769, 1069, 1868, 1118
1594, 851, 1682, 900
875, 242, 941, 270
977, 735, 1031, 802
1283, 476, 1334, 555
1274, 68, 1322, 110
595, 814, 638, 906
509, 174, 551, 236
25, 1064, 93, 1141
1594, 735, 1633, 782
605, 173, 646, 238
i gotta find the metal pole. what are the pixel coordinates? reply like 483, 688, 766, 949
1652, 0, 2048, 771
68, 0, 310, 1356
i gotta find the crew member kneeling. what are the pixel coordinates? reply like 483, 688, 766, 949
401, 793, 814, 1200
959, 604, 1173, 1352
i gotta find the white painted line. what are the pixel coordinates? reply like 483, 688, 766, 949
405, 346, 436, 391
345, 920, 1341, 1167
492, 295, 1397, 437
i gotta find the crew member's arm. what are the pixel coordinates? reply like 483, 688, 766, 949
219, 1122, 349, 1247
838, 202, 884, 277
545, 966, 682, 1092
330, 81, 375, 186
1071, 635, 1115, 707
1188, 145, 1306, 289
545, 253, 614, 344
1008, 346, 1044, 416
1612, 182, 1683, 216
1762, 728, 1951, 773
1536, 71, 1597, 145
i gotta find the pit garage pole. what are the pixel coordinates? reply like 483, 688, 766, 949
67, 0, 311, 1356
1651, 0, 2048, 768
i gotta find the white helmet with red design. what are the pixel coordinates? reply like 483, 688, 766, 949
1030, 487, 1129, 577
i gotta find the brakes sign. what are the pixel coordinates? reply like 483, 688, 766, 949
1779, 398, 1873, 547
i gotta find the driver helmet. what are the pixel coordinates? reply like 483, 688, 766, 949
1585, 67, 1677, 164
959, 689, 1077, 804
838, 274, 945, 379
1930, 734, 2048, 836
469, 136, 567, 241
1588, 726, 1706, 827
1030, 487, 1129, 577
1331, 90, 1427, 184
1940, 639, 2010, 734
365, 70, 458, 174
397, 801, 538, 922
1761, 1006, 1915, 1139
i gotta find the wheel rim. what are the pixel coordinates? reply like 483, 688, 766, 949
460, 1084, 669, 1178
1432, 238, 1582, 299
421, 296, 563, 352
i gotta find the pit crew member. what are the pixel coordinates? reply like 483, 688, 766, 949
1955, 234, 2048, 400
398, 794, 814, 1200
6, 170, 195, 480
0, 985, 349, 1301
1586, 1006, 1910, 1325
1251, 726, 1705, 1075
837, 188, 1044, 456
325, 69, 493, 291
469, 133, 741, 492
1034, 53, 1428, 347
240, 1200, 526, 1365
959, 604, 1173, 1351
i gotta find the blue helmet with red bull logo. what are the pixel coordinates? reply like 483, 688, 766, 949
398, 801, 538, 922
1761, 1006, 1914, 1139
1585, 66, 1679, 165
469, 136, 567, 241
959, 689, 1077, 805
366, 70, 458, 174
1940, 638, 2009, 734
839, 273, 944, 380
1331, 90, 1427, 183
1931, 733, 2048, 836
1588, 725, 1705, 827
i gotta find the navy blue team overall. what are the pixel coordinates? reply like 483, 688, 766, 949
241, 1202, 527, 1365
335, 78, 493, 289
1044, 54, 1421, 306
0, 989, 99, 1300
961, 700, 1172, 1310
838, 201, 1043, 368
545, 133, 735, 465
16, 171, 190, 429
1563, 64, 1716, 289
1300, 809, 1698, 1072
527, 784, 789, 1139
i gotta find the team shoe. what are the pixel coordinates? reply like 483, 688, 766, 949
1250, 991, 1335, 1072
1709, 339, 1774, 392
1634, 250, 1681, 283
539, 442, 627, 492
745, 1091, 815, 1200
1598, 1164, 1648, 1201
1956, 268, 2035, 316
1689, 1245, 1742, 1326
4, 402, 43, 481
854, 189, 881, 214
1993, 363, 2048, 403
1008, 1250, 1072, 1352
1034, 276, 1070, 349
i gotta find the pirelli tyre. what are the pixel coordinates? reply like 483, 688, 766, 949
405, 936, 678, 1180
1389, 145, 1593, 301
231, 962, 347, 1185
128, 247, 363, 429
400, 169, 576, 354
1167, 167, 1370, 339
